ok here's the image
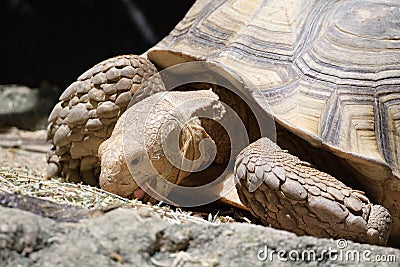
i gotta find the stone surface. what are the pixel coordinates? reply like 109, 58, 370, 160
0, 205, 399, 267
0, 85, 57, 130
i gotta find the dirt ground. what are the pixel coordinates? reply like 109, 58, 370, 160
0, 128, 49, 174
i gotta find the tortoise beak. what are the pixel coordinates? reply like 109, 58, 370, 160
99, 154, 138, 198
137, 175, 176, 204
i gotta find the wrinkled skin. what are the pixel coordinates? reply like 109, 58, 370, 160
98, 90, 222, 202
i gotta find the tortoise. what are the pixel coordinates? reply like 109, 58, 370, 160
46, 0, 400, 246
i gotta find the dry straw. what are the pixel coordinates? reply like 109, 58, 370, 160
0, 166, 235, 225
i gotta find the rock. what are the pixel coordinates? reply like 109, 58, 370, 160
0, 85, 57, 130
0, 194, 399, 267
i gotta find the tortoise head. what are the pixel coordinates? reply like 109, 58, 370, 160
98, 90, 219, 202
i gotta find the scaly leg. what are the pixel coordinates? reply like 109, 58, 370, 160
46, 55, 163, 185
235, 138, 391, 245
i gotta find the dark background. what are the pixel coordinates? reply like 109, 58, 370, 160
0, 0, 194, 90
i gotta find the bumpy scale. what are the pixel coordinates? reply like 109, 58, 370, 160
235, 138, 392, 245
46, 55, 164, 185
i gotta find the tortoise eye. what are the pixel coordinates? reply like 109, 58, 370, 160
130, 157, 141, 166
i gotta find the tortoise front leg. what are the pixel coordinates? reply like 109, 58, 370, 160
235, 138, 392, 245
46, 54, 164, 185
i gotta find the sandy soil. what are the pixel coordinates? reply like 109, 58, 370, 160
0, 128, 49, 175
